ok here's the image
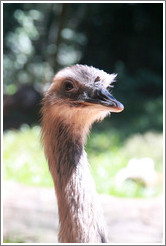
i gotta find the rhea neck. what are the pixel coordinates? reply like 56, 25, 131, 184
45, 106, 98, 185
43, 109, 107, 243
52, 116, 86, 184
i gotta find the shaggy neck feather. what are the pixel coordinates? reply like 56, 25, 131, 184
42, 114, 107, 243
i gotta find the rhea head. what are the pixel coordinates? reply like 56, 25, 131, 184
42, 64, 124, 139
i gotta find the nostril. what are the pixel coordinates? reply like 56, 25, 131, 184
96, 90, 105, 100
96, 89, 111, 102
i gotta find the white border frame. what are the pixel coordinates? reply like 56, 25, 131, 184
1, 1, 165, 245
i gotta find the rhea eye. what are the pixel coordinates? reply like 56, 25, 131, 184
64, 81, 74, 91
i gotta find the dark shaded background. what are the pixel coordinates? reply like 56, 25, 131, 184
3, 3, 163, 137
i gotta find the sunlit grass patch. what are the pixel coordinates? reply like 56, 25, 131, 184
88, 131, 163, 197
3, 125, 163, 197
3, 125, 53, 187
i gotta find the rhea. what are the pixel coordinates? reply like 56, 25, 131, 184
41, 64, 124, 243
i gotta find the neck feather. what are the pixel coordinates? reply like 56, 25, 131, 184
42, 113, 107, 243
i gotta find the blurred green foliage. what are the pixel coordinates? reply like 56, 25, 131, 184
3, 125, 163, 198
3, 3, 163, 133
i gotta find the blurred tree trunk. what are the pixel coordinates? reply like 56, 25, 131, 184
53, 3, 68, 71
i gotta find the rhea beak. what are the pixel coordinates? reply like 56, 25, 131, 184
84, 88, 124, 113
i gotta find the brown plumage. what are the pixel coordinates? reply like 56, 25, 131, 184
41, 64, 124, 243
